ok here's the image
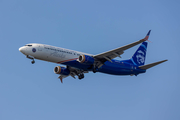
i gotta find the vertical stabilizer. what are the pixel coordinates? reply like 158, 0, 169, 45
130, 30, 151, 66
131, 42, 148, 66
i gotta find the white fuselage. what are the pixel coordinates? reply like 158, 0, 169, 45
19, 43, 92, 64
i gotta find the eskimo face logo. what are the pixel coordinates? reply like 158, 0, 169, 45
136, 50, 145, 64
32, 48, 36, 53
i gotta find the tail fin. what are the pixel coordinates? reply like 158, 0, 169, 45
131, 42, 148, 66
130, 30, 151, 66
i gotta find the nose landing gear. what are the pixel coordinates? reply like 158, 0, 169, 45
31, 60, 35, 64
26, 55, 35, 64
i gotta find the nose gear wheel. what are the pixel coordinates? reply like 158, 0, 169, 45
26, 55, 35, 64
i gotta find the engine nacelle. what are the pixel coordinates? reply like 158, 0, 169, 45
54, 66, 70, 75
77, 55, 95, 65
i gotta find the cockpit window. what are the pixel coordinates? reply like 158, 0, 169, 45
25, 45, 32, 47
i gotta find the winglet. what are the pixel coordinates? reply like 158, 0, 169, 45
144, 30, 151, 41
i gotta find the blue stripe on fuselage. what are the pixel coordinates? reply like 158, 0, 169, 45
61, 60, 93, 71
61, 59, 146, 75
98, 60, 145, 75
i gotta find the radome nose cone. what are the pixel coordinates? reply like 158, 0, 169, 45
19, 47, 22, 52
19, 47, 25, 54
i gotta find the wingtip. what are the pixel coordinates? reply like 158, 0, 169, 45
144, 30, 151, 41
164, 59, 168, 62
147, 30, 151, 36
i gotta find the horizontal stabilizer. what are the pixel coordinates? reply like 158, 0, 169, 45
139, 60, 168, 70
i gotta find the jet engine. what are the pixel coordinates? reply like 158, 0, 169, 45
77, 55, 94, 65
54, 66, 70, 75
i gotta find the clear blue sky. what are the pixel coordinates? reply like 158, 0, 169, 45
0, 0, 179, 120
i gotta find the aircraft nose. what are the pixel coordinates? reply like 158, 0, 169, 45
19, 47, 25, 54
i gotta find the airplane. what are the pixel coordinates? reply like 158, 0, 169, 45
19, 30, 167, 83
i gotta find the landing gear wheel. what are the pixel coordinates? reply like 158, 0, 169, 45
78, 74, 84, 80
93, 69, 97, 73
78, 76, 82, 80
31, 61, 35, 64
81, 74, 84, 78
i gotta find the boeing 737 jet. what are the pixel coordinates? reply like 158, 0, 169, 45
19, 30, 167, 83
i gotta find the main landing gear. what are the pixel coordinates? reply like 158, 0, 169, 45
93, 66, 99, 73
92, 62, 103, 73
26, 55, 35, 64
93, 69, 97, 73
67, 66, 85, 80
78, 73, 84, 80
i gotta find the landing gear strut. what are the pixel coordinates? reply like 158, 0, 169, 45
93, 62, 102, 73
93, 66, 99, 73
93, 69, 97, 73
27, 55, 35, 64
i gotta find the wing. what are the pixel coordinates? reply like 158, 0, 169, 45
93, 30, 151, 62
